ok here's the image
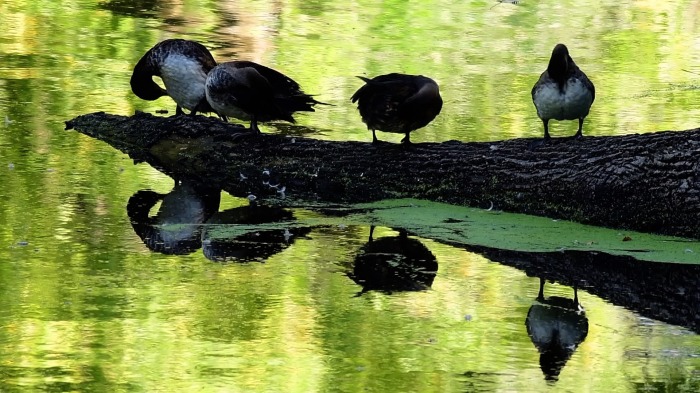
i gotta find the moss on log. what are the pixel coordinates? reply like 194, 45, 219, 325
65, 112, 700, 239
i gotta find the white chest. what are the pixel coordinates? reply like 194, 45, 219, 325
533, 78, 593, 121
205, 69, 252, 121
160, 54, 208, 111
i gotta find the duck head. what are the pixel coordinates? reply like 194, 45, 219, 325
547, 44, 574, 87
130, 55, 167, 101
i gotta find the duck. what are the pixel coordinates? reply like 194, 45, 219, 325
531, 44, 595, 141
204, 61, 324, 134
525, 278, 589, 381
351, 73, 442, 144
130, 38, 218, 116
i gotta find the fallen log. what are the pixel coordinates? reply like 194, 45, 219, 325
65, 112, 700, 240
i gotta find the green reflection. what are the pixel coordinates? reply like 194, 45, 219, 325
1, 0, 699, 392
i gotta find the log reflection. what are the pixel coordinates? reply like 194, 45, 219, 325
464, 245, 700, 333
525, 278, 589, 381
348, 226, 438, 295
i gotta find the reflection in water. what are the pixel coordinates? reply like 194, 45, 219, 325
97, 0, 162, 18
127, 180, 309, 261
467, 245, 700, 333
348, 226, 438, 294
201, 204, 309, 263
526, 278, 589, 381
3, 1, 700, 391
127, 181, 221, 255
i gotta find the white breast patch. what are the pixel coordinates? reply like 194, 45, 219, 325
160, 54, 208, 111
534, 78, 593, 121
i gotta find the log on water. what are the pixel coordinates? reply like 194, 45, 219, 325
65, 112, 700, 240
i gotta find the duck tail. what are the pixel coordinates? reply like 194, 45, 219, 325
277, 94, 323, 114
350, 76, 373, 103
310, 96, 333, 106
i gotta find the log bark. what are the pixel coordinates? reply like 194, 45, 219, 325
65, 112, 700, 239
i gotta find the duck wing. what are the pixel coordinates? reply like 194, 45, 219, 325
209, 65, 295, 122
351, 74, 419, 104
573, 67, 595, 103
229, 61, 323, 113
228, 61, 302, 95
351, 74, 422, 131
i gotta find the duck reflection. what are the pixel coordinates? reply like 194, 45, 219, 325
127, 180, 221, 255
201, 204, 309, 263
525, 278, 589, 381
349, 226, 438, 294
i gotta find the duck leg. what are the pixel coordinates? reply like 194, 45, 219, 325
372, 129, 379, 144
528, 120, 551, 149
176, 105, 185, 116
543, 119, 551, 140
401, 132, 412, 144
574, 118, 584, 138
250, 117, 261, 134
537, 277, 546, 301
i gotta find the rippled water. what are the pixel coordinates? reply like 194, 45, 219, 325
1, 0, 699, 391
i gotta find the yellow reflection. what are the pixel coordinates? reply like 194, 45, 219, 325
1, 1, 700, 392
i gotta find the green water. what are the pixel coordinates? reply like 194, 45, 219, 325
1, 0, 699, 391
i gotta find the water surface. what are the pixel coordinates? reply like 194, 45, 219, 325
1, 0, 699, 391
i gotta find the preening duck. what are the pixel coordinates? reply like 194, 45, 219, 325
130, 39, 218, 116
532, 44, 595, 141
205, 61, 324, 134
351, 73, 442, 144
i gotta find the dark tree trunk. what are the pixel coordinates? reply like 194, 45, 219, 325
65, 112, 700, 240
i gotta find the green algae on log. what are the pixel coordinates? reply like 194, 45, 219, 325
65, 111, 700, 240
205, 199, 699, 265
